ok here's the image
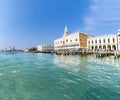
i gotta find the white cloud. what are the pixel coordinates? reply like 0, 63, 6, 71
84, 0, 120, 36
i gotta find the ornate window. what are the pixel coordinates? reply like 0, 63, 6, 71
88, 41, 90, 44
99, 39, 101, 43
75, 38, 78, 41
92, 40, 93, 44
103, 39, 105, 43
113, 38, 115, 43
95, 40, 97, 44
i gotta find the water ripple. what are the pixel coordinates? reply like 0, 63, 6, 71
0, 53, 120, 100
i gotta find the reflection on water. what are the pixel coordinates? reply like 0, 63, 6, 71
53, 54, 120, 99
0, 53, 120, 100
53, 54, 120, 73
87, 55, 120, 68
53, 55, 88, 73
53, 54, 120, 79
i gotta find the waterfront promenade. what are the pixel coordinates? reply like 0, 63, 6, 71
54, 49, 120, 59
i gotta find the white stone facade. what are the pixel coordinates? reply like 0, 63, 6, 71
87, 30, 120, 51
54, 26, 89, 51
37, 45, 54, 52
117, 29, 120, 50
54, 32, 80, 50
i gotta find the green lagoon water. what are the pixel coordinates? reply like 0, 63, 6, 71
0, 53, 120, 100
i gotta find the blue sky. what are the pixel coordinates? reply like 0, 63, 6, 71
0, 0, 120, 49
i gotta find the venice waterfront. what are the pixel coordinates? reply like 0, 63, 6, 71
0, 53, 120, 100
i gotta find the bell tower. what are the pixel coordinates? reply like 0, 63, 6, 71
63, 25, 68, 37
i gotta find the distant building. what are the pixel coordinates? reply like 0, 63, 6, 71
37, 45, 54, 52
4, 46, 16, 52
24, 47, 37, 52
54, 26, 89, 51
87, 29, 120, 51
24, 48, 29, 52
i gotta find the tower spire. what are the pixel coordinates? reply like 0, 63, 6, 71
63, 25, 68, 37
64, 25, 68, 32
